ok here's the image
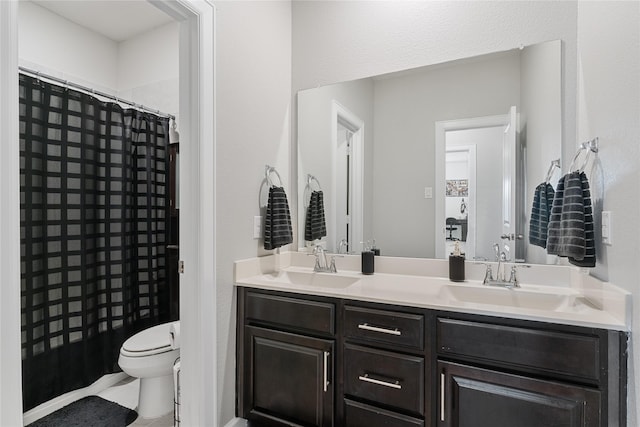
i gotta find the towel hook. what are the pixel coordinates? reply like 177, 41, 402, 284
265, 165, 283, 188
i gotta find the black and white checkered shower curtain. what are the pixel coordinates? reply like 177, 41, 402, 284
19, 74, 171, 410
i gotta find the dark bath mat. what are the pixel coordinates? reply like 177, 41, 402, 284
27, 395, 138, 427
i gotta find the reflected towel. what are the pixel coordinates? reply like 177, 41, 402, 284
305, 190, 327, 241
529, 182, 555, 248
264, 186, 293, 250
546, 172, 595, 266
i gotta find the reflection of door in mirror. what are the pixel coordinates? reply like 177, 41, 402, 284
436, 112, 512, 261
333, 103, 363, 254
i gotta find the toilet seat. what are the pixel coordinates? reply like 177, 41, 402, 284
120, 323, 174, 357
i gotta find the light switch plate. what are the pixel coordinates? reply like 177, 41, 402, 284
424, 187, 433, 199
253, 216, 263, 239
602, 211, 612, 245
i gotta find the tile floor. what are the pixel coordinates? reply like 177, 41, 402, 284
97, 376, 175, 427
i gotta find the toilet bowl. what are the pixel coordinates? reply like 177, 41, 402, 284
118, 322, 180, 419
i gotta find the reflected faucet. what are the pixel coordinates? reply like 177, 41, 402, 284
338, 239, 348, 254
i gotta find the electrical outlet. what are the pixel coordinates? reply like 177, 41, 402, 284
602, 211, 612, 245
253, 216, 263, 239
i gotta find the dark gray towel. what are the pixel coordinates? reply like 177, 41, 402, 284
529, 182, 555, 248
264, 186, 293, 250
568, 172, 595, 267
546, 172, 595, 267
305, 190, 327, 241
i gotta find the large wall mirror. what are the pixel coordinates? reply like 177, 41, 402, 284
298, 40, 562, 265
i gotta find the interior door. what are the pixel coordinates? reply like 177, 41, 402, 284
501, 106, 519, 260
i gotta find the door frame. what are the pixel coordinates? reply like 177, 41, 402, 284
435, 114, 509, 259
0, 1, 216, 425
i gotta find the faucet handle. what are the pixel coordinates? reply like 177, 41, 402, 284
481, 263, 494, 284
508, 264, 530, 288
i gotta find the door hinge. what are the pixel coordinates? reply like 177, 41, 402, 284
178, 260, 185, 274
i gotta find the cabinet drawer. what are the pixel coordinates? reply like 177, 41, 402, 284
246, 291, 335, 335
437, 318, 600, 382
344, 305, 424, 350
344, 399, 424, 427
344, 343, 424, 416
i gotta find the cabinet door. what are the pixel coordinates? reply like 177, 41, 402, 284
244, 326, 334, 427
438, 361, 601, 427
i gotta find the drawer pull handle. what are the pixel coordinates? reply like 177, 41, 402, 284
358, 373, 402, 390
323, 351, 330, 392
440, 372, 445, 422
357, 323, 401, 336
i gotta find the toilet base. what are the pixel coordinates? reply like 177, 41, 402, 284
137, 374, 175, 419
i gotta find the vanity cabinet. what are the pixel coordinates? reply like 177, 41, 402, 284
238, 289, 336, 426
436, 315, 624, 427
236, 288, 626, 427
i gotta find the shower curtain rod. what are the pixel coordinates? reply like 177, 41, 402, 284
19, 66, 175, 120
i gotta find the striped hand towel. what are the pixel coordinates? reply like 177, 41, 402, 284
546, 171, 595, 267
264, 186, 293, 250
529, 182, 555, 248
568, 172, 595, 267
305, 190, 327, 241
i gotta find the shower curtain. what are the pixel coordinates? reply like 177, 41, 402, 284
19, 74, 171, 410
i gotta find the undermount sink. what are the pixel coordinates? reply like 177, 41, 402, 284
439, 283, 577, 311
261, 270, 360, 289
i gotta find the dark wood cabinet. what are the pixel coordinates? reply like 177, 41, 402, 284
238, 288, 336, 426
243, 326, 334, 426
438, 361, 601, 427
236, 287, 626, 427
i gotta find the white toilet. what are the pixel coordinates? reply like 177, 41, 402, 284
118, 322, 180, 419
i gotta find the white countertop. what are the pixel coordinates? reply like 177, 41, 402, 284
234, 252, 631, 331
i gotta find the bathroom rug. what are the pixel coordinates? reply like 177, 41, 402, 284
27, 395, 138, 427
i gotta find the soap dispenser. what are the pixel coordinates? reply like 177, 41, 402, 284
449, 241, 465, 282
361, 241, 374, 275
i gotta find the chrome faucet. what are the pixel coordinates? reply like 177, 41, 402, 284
482, 243, 528, 288
309, 245, 337, 273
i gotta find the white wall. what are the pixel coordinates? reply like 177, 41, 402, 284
117, 22, 180, 122
18, 1, 119, 92
19, 1, 179, 118
213, 1, 292, 424
576, 2, 640, 425
520, 40, 562, 264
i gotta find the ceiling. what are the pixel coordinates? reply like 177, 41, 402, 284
31, 0, 175, 42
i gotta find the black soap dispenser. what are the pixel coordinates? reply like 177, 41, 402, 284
449, 241, 465, 282
361, 241, 374, 275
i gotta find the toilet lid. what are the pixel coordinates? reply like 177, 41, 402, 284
121, 323, 173, 357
